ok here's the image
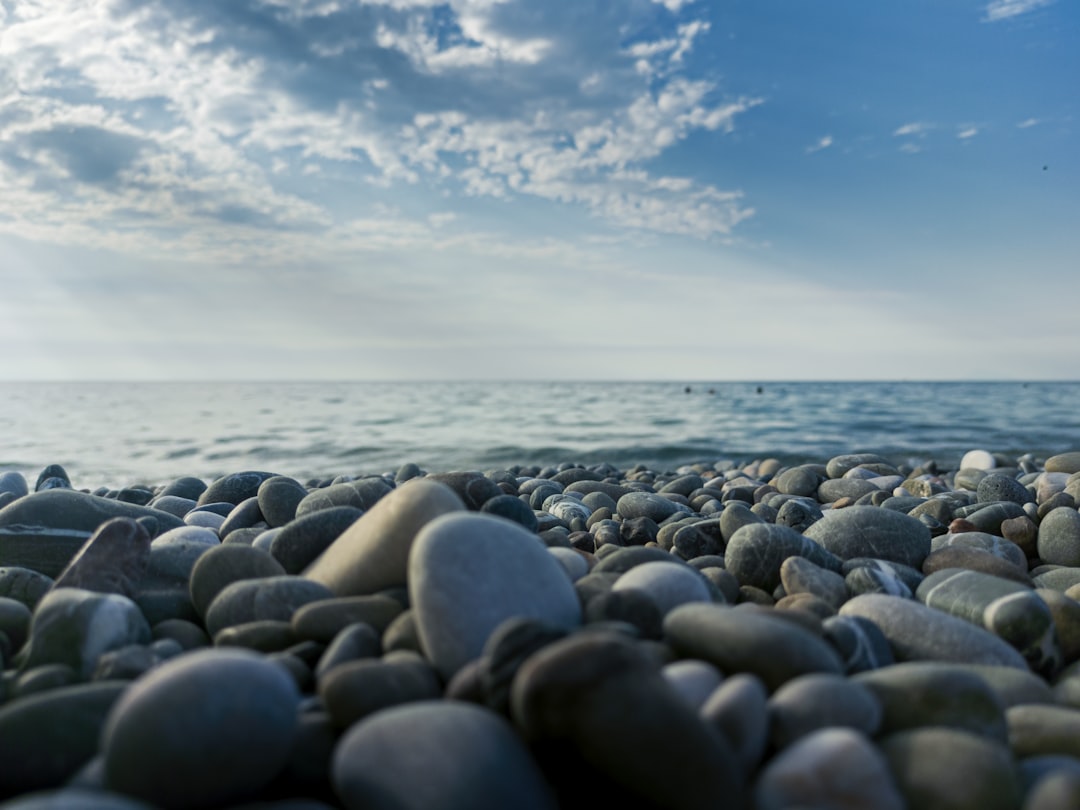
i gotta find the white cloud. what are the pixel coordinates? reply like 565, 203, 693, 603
653, 0, 696, 11
805, 135, 833, 154
0, 0, 760, 259
893, 122, 932, 137
957, 125, 980, 139
899, 143, 922, 154
983, 0, 1056, 22
1017, 117, 1042, 128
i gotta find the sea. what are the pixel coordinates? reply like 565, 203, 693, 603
0, 380, 1077, 489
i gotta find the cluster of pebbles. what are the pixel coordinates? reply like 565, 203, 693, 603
2, 449, 1080, 809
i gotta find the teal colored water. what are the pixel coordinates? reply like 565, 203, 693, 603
0, 381, 1077, 487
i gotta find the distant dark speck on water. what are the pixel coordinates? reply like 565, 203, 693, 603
756, 386, 764, 394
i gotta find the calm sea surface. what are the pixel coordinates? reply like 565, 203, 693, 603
0, 381, 1077, 488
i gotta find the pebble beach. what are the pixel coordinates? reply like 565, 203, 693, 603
2, 448, 1080, 809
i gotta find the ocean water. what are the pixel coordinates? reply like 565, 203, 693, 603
0, 380, 1077, 488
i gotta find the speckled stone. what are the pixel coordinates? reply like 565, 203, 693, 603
803, 505, 931, 569
779, 555, 849, 609
767, 672, 882, 749
1046, 452, 1080, 474
821, 614, 895, 673
204, 575, 334, 637
611, 560, 713, 617
1038, 507, 1080, 567
724, 523, 842, 593
51, 518, 151, 598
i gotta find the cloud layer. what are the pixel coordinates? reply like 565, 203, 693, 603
0, 0, 761, 263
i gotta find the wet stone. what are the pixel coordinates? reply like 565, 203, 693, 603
50, 517, 151, 598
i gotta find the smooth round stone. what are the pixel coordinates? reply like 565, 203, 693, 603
270, 506, 363, 575
818, 477, 879, 503
510, 632, 743, 809
304, 479, 464, 597
217, 497, 266, 538
592, 545, 675, 575
661, 659, 724, 709
664, 602, 844, 691
102, 648, 299, 809
826, 453, 897, 479
755, 727, 904, 810
774, 466, 822, 498
547, 546, 588, 581
183, 510, 224, 530
0, 681, 129, 797
1008, 704, 1080, 758
423, 471, 501, 510
1047, 453, 1080, 475
1024, 769, 1080, 810
147, 495, 197, 519
151, 618, 210, 651
718, 501, 764, 543
0, 525, 95, 579
1037, 588, 1080, 662
187, 543, 286, 619
333, 700, 557, 810
803, 506, 931, 569
0, 471, 29, 499
157, 477, 207, 501
854, 661, 1008, 740
543, 494, 592, 525
725, 523, 842, 593
767, 672, 881, 748
204, 575, 334, 637
821, 614, 894, 673
314, 621, 382, 682
294, 482, 368, 517
0, 566, 53, 610
964, 500, 1028, 535
922, 546, 1032, 586
840, 593, 1029, 668
615, 491, 688, 523
1038, 507, 1080, 567
934, 531, 1028, 569
291, 595, 404, 644
256, 476, 309, 528
978, 473, 1035, 506
961, 450, 998, 470
318, 656, 442, 728
1038, 568, 1080, 591
700, 672, 769, 774
409, 512, 582, 680
478, 616, 570, 715
0, 787, 160, 809
611, 560, 712, 617
844, 563, 914, 598
196, 471, 278, 507
21, 588, 151, 679
0, 595, 31, 650
479, 494, 539, 532
151, 525, 220, 549
779, 555, 848, 609
880, 727, 1021, 810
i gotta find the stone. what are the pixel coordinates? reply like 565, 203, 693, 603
0, 471, 29, 499
803, 506, 932, 569
821, 614, 895, 673
0, 526, 94, 579
961, 449, 998, 470
304, 479, 464, 597
880, 727, 1022, 810
313, 622, 381, 681
0, 489, 183, 536
1037, 588, 1080, 663
0, 788, 159, 809
700, 672, 769, 774
917, 568, 1061, 675
1008, 703, 1080, 758
270, 506, 363, 575
50, 518, 150, 598
826, 453, 897, 478
479, 494, 539, 532
21, 588, 151, 679
661, 659, 724, 710
409, 512, 581, 680
978, 473, 1035, 506
840, 593, 1029, 668
615, 491, 690, 523
611, 560, 712, 617
147, 495, 197, 519
964, 501, 1028, 535
1038, 507, 1080, 567
724, 523, 842, 593
854, 661, 1009, 740
754, 727, 904, 810
0, 567, 54, 612
818, 477, 879, 503
333, 701, 558, 810
510, 632, 742, 809
479, 617, 569, 716
187, 543, 286, 619
196, 471, 278, 507
256, 476, 310, 528
664, 602, 844, 691
217, 497, 266, 539
425, 471, 501, 510
1046, 452, 1080, 474
779, 555, 848, 609
767, 672, 882, 749
923, 546, 1032, 586
204, 576, 334, 637
774, 466, 822, 497
0, 681, 129, 798
318, 656, 442, 728
933, 531, 1028, 569
291, 595, 404, 644
102, 648, 299, 809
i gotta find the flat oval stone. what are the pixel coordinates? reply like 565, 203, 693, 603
767, 672, 882, 748
204, 575, 334, 637
196, 471, 278, 507
21, 588, 151, 679
187, 543, 286, 619
933, 531, 1027, 569
51, 517, 151, 598
1046, 452, 1080, 474
102, 648, 299, 809
616, 491, 689, 523
0, 566, 54, 610
318, 656, 442, 728
664, 602, 844, 691
611, 560, 712, 617
821, 614, 894, 673
270, 506, 363, 575
0, 526, 94, 579
510, 632, 743, 809
755, 727, 904, 810
803, 506, 931, 569
839, 593, 1029, 669
700, 672, 769, 775
409, 512, 581, 680
854, 661, 1009, 740
291, 594, 404, 644
0, 489, 184, 536
779, 555, 848, 609
826, 453, 897, 479
333, 700, 558, 810
0, 681, 129, 797
256, 475, 310, 528
1008, 703, 1080, 759
879, 727, 1021, 810
304, 479, 464, 597
725, 523, 842, 593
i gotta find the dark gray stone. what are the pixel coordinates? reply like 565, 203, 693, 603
257, 476, 310, 528
197, 471, 279, 507
270, 506, 363, 575
204, 576, 335, 637
803, 506, 931, 569
51, 518, 150, 598
725, 522, 842, 593
0, 489, 183, 536
188, 543, 287, 619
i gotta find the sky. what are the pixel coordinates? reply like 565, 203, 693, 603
0, 0, 1076, 381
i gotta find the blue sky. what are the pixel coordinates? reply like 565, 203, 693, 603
0, 0, 1075, 381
